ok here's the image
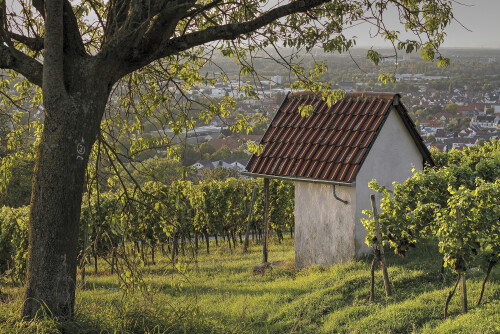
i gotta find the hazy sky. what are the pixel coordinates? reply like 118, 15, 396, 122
6, 0, 499, 49
347, 0, 500, 49
443, 0, 500, 48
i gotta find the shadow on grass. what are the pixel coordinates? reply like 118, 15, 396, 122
2, 239, 499, 333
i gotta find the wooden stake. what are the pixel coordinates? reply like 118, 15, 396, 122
369, 249, 379, 302
460, 272, 468, 314
456, 208, 467, 314
244, 187, 257, 252
263, 178, 269, 263
370, 194, 391, 297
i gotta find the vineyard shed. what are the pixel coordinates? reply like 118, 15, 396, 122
245, 92, 433, 268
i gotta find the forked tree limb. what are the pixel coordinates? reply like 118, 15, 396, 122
105, 0, 331, 77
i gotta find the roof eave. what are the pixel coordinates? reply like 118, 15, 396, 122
241, 171, 356, 187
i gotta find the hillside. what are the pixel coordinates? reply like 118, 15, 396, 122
1, 238, 498, 333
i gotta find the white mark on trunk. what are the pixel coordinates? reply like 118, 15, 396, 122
76, 137, 85, 160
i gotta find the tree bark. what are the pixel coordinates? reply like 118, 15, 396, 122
21, 60, 110, 318
22, 102, 99, 318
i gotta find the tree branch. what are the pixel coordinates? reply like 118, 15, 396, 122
43, 0, 65, 94
101, 0, 195, 77
31, 0, 86, 55
9, 32, 44, 52
109, 0, 330, 77
0, 44, 43, 87
62, 0, 86, 55
104, 0, 130, 42
161, 0, 330, 58
33, 0, 46, 18
181, 0, 224, 20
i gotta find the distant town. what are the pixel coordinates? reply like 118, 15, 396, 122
175, 49, 500, 173
2, 48, 499, 175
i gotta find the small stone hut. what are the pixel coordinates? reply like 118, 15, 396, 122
245, 92, 433, 267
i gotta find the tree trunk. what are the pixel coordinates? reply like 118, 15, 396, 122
151, 243, 155, 265
231, 231, 236, 249
205, 231, 210, 254
22, 100, 105, 318
21, 56, 110, 318
277, 229, 283, 243
181, 234, 185, 256
226, 231, 232, 250
94, 252, 98, 274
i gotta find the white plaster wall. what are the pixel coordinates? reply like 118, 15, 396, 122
294, 181, 356, 268
354, 108, 424, 256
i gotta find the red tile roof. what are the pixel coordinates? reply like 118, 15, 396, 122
246, 91, 433, 184
208, 138, 241, 151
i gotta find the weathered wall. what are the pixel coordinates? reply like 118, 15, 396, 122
354, 107, 424, 256
294, 181, 356, 268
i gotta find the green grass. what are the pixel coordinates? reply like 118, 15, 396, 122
1, 237, 499, 333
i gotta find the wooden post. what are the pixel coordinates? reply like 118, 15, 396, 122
244, 187, 257, 252
456, 208, 467, 314
460, 272, 467, 313
370, 194, 391, 297
263, 178, 269, 263
369, 249, 378, 302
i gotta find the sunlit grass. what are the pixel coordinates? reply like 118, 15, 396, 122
0, 237, 499, 333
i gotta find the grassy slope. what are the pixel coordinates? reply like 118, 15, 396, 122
1, 237, 499, 333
